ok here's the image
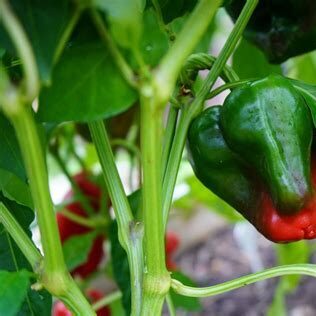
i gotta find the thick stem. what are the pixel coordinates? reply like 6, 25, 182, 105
0, 202, 42, 271
171, 264, 316, 297
140, 82, 170, 315
2, 104, 95, 315
10, 106, 66, 275
0, 0, 39, 102
154, 0, 222, 105
88, 121, 143, 316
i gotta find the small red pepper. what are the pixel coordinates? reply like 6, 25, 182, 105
56, 172, 105, 277
165, 231, 180, 270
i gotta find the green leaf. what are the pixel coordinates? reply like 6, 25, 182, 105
0, 270, 30, 316
94, 0, 143, 50
63, 231, 97, 271
139, 8, 216, 68
232, 39, 282, 79
0, 169, 33, 209
0, 194, 52, 315
139, 10, 169, 66
286, 51, 316, 84
174, 176, 242, 222
156, 0, 198, 24
0, 114, 26, 181
170, 271, 202, 311
0, 0, 73, 83
17, 289, 52, 316
38, 41, 137, 122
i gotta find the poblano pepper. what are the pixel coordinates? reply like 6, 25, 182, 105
221, 75, 313, 214
187, 75, 316, 243
224, 0, 316, 63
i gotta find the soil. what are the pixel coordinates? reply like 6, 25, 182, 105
173, 227, 316, 316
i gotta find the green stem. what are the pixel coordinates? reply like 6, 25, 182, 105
88, 121, 143, 316
57, 209, 107, 229
207, 78, 255, 100
162, 108, 191, 225
92, 291, 122, 311
162, 0, 259, 227
154, 0, 222, 105
58, 275, 96, 315
171, 264, 316, 297
9, 106, 66, 275
195, 0, 258, 102
0, 46, 95, 316
179, 53, 239, 86
0, 0, 39, 102
0, 202, 42, 271
162, 106, 179, 176
88, 121, 133, 242
166, 293, 176, 316
8, 107, 95, 314
90, 9, 136, 87
140, 82, 170, 316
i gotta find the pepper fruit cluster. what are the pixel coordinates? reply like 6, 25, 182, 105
187, 74, 316, 243
224, 0, 316, 63
56, 172, 105, 277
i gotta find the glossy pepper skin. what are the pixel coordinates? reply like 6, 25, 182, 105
221, 75, 313, 215
56, 172, 105, 278
224, 0, 316, 63
187, 76, 316, 242
187, 105, 260, 223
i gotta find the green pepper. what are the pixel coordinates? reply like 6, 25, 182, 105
187, 75, 316, 243
224, 0, 316, 63
221, 74, 313, 214
187, 105, 261, 224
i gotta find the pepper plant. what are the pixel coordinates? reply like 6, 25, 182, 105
2, 0, 316, 315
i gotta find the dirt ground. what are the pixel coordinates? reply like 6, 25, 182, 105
172, 225, 316, 316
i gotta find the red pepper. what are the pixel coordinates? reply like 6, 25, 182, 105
258, 157, 316, 242
56, 172, 105, 277
165, 231, 180, 270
